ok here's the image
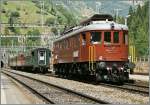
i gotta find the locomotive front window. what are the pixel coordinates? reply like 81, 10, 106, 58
104, 32, 111, 44
91, 32, 101, 44
40, 52, 44, 56
82, 33, 86, 45
113, 32, 119, 43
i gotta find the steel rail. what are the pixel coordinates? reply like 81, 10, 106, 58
99, 83, 149, 95
2, 72, 55, 104
124, 83, 149, 89
2, 70, 110, 104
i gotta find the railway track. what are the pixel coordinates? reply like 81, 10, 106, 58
124, 83, 149, 89
44, 72, 149, 96
2, 70, 110, 104
4, 69, 149, 96
99, 82, 149, 96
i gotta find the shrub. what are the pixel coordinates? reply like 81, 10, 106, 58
3, 1, 8, 5
36, 10, 41, 14
1, 8, 6, 13
25, 12, 28, 15
45, 17, 55, 26
16, 7, 20, 11
10, 11, 20, 17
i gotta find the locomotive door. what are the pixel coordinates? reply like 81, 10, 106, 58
38, 50, 46, 65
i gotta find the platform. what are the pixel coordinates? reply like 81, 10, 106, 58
1, 73, 32, 104
129, 74, 149, 82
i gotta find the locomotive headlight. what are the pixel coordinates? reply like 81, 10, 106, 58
128, 56, 131, 61
107, 67, 110, 70
55, 55, 58, 59
120, 67, 123, 72
99, 56, 103, 60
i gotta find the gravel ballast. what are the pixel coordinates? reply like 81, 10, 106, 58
7, 70, 149, 104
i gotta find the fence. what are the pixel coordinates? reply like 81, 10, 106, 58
133, 57, 149, 75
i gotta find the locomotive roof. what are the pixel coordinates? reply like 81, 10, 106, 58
31, 48, 49, 52
54, 21, 128, 42
54, 14, 128, 42
80, 14, 113, 25
9, 48, 50, 59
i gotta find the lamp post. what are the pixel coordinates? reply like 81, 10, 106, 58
125, 15, 131, 26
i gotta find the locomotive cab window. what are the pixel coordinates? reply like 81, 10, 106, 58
49, 52, 51, 57
113, 32, 119, 43
31, 51, 34, 56
104, 32, 111, 44
40, 52, 44, 56
123, 32, 128, 45
81, 33, 86, 45
39, 51, 45, 61
91, 32, 102, 44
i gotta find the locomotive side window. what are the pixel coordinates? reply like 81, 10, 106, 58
104, 32, 111, 44
113, 32, 119, 43
91, 32, 102, 44
82, 33, 86, 45
66, 40, 69, 48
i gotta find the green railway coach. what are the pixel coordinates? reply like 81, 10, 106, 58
9, 48, 51, 73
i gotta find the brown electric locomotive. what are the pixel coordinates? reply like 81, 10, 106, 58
53, 14, 131, 83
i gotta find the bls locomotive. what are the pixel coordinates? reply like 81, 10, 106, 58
9, 48, 51, 73
53, 14, 132, 83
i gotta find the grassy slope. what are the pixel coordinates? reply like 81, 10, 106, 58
1, 0, 53, 34
1, 1, 54, 23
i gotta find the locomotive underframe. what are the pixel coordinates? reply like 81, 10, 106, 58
10, 65, 49, 73
54, 61, 130, 83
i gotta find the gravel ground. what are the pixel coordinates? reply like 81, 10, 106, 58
5, 72, 95, 104
8, 69, 149, 104
8, 76, 45, 104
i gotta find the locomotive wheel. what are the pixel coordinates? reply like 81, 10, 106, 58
95, 73, 102, 83
32, 68, 36, 73
42, 68, 47, 74
39, 68, 45, 74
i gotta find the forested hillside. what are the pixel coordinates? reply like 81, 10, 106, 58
1, 0, 148, 56
127, 1, 149, 56
1, 0, 81, 46
1, 0, 81, 34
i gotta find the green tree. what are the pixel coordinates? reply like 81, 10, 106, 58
51, 27, 58, 35
128, 1, 149, 56
27, 29, 41, 46
8, 11, 20, 33
45, 17, 56, 26
4, 27, 9, 35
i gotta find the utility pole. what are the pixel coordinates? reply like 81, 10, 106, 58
40, 1, 44, 27
96, 2, 102, 14
11, 39, 14, 56
114, 8, 122, 22
132, 0, 135, 6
